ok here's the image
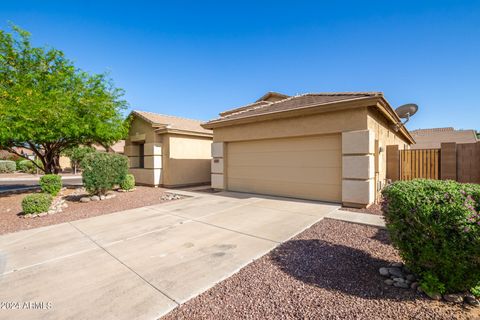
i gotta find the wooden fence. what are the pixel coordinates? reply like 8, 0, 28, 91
387, 141, 480, 183
400, 149, 440, 180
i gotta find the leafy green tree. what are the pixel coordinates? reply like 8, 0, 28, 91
0, 25, 129, 174
62, 145, 96, 174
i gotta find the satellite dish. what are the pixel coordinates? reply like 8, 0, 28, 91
395, 103, 418, 119
392, 103, 419, 131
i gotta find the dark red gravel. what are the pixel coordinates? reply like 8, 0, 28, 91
342, 203, 384, 215
163, 219, 477, 320
0, 186, 179, 235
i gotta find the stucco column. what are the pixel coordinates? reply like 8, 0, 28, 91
341, 130, 375, 207
211, 142, 225, 189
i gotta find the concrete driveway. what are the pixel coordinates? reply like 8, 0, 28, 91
0, 191, 339, 320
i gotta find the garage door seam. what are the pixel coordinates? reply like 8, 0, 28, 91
68, 222, 180, 306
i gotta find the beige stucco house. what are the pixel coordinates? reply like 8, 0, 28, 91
125, 111, 212, 187
202, 92, 415, 207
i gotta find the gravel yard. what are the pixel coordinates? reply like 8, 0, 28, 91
0, 186, 182, 235
342, 202, 383, 215
164, 219, 477, 320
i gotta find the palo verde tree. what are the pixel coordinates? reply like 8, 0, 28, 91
0, 25, 129, 174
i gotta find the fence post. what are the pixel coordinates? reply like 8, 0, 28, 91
386, 145, 399, 181
441, 142, 456, 180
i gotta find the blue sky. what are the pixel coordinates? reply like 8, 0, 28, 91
1, 1, 479, 131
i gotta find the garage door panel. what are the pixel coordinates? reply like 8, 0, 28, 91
228, 166, 341, 185
226, 134, 342, 202
228, 178, 341, 202
228, 135, 341, 154
227, 150, 341, 168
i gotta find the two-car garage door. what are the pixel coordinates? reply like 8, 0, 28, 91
226, 134, 342, 202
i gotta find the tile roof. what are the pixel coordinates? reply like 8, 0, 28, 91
410, 127, 478, 149
133, 110, 212, 134
205, 92, 383, 124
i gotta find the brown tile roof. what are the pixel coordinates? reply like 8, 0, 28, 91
133, 110, 212, 134
93, 140, 125, 154
410, 127, 478, 149
205, 92, 383, 124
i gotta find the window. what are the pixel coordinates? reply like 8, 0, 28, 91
138, 143, 144, 168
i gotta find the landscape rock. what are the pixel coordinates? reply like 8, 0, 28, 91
379, 267, 389, 276
406, 274, 416, 281
80, 197, 91, 203
99, 195, 106, 200
384, 279, 394, 286
388, 267, 404, 278
91, 195, 100, 201
391, 262, 403, 268
105, 194, 116, 200
38, 212, 47, 217
393, 282, 409, 289
443, 294, 464, 303
392, 277, 405, 283
161, 193, 182, 201
410, 282, 419, 290
425, 292, 442, 300
465, 295, 480, 307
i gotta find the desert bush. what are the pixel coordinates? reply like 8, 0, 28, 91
17, 159, 34, 173
39, 174, 63, 196
120, 174, 135, 191
382, 179, 480, 295
81, 152, 128, 195
21, 193, 53, 214
0, 160, 16, 173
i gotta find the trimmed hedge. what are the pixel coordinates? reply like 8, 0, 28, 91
382, 179, 480, 295
0, 160, 16, 173
81, 152, 128, 195
120, 174, 135, 191
22, 193, 53, 214
40, 174, 63, 196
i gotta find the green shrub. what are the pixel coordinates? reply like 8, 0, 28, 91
39, 174, 63, 196
21, 193, 53, 214
382, 179, 480, 295
0, 160, 16, 173
120, 174, 135, 191
81, 152, 128, 195
17, 159, 34, 173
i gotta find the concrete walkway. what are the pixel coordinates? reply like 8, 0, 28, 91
326, 209, 386, 227
0, 191, 339, 320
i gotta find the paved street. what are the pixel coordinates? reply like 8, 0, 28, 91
0, 176, 82, 192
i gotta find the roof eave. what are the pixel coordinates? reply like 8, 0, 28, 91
202, 96, 380, 129
154, 127, 213, 138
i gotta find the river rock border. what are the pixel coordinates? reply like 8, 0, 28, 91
22, 196, 68, 218
379, 262, 479, 307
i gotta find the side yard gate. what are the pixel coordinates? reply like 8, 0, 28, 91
387, 142, 480, 184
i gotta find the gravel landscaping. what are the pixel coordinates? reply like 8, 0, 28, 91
342, 202, 383, 215
0, 186, 183, 235
163, 219, 477, 320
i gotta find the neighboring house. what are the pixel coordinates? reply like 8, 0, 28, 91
60, 141, 126, 172
410, 127, 478, 149
93, 140, 126, 154
202, 91, 415, 208
125, 110, 213, 187
0, 147, 35, 160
